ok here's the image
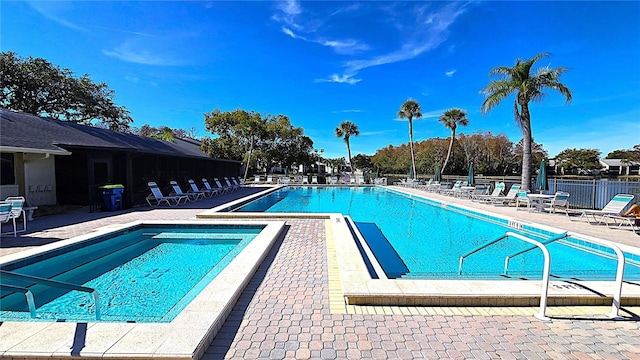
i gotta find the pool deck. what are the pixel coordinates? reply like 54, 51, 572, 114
1, 185, 640, 359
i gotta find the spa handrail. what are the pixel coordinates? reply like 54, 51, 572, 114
0, 283, 37, 318
0, 270, 101, 320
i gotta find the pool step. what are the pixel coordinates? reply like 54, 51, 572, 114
354, 222, 409, 279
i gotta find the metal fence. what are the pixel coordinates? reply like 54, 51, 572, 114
548, 179, 640, 210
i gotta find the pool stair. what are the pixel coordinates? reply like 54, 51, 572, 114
353, 222, 409, 279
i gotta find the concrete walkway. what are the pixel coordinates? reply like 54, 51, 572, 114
1, 186, 639, 359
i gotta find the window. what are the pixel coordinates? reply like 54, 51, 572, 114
1, 153, 15, 185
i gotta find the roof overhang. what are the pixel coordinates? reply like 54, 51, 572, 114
0, 146, 72, 156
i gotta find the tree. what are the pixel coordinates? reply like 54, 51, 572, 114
203, 109, 265, 180
438, 108, 469, 173
481, 52, 571, 191
397, 99, 422, 179
351, 154, 374, 172
335, 121, 360, 175
0, 51, 132, 131
607, 145, 640, 162
555, 148, 602, 174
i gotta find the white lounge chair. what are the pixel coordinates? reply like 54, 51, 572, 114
189, 179, 216, 198
311, 176, 318, 184
2, 196, 26, 236
254, 175, 262, 183
266, 175, 273, 184
474, 182, 505, 202
203, 178, 226, 195
543, 191, 571, 215
0, 203, 15, 236
214, 178, 234, 193
491, 184, 521, 206
302, 176, 309, 184
146, 182, 189, 206
224, 177, 240, 191
576, 194, 635, 224
170, 181, 204, 201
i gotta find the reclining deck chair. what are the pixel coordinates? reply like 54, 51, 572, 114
146, 182, 189, 206
189, 179, 216, 198
576, 194, 635, 224
170, 181, 204, 201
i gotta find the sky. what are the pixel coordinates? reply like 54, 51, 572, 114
2, 1, 639, 160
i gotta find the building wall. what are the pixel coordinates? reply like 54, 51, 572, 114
23, 153, 57, 206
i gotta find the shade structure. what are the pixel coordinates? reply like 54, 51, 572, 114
434, 165, 441, 182
535, 160, 548, 193
467, 162, 475, 185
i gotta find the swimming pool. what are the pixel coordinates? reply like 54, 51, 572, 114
1, 224, 263, 322
236, 186, 640, 281
0, 220, 285, 358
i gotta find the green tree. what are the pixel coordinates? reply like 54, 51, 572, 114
351, 154, 374, 172
0, 51, 132, 131
481, 52, 572, 191
397, 99, 422, 179
438, 108, 469, 173
607, 145, 640, 162
335, 121, 360, 175
555, 148, 602, 174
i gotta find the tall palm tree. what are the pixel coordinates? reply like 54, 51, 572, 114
439, 108, 469, 173
481, 52, 571, 191
335, 121, 360, 175
397, 99, 422, 179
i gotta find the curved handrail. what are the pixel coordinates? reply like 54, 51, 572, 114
458, 234, 508, 275
504, 232, 568, 275
504, 232, 551, 321
0, 270, 101, 320
0, 283, 37, 318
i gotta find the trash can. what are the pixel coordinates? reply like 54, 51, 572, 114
99, 184, 124, 211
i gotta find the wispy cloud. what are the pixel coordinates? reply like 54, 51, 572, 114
94, 26, 154, 37
360, 130, 391, 136
445, 69, 457, 77
314, 73, 361, 85
273, 1, 469, 84
27, 1, 84, 31
393, 108, 448, 121
332, 109, 364, 113
103, 40, 178, 66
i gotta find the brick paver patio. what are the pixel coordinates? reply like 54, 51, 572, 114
1, 187, 639, 359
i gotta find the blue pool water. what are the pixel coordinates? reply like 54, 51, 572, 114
0, 224, 264, 322
237, 187, 640, 280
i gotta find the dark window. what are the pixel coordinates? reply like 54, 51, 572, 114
1, 153, 15, 185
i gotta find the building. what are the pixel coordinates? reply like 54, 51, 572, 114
599, 158, 640, 176
0, 109, 240, 209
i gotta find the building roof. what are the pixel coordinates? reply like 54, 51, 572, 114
599, 158, 640, 167
0, 109, 237, 162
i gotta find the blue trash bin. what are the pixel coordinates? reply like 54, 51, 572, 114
100, 184, 124, 211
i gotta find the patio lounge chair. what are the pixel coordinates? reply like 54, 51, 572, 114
224, 177, 240, 191
170, 181, 204, 201
189, 179, 216, 198
576, 194, 635, 224
2, 196, 26, 236
214, 178, 234, 193
266, 175, 273, 184
254, 175, 262, 183
490, 184, 521, 206
146, 182, 189, 206
473, 182, 505, 202
0, 203, 15, 236
543, 191, 571, 215
202, 178, 226, 195
311, 176, 318, 184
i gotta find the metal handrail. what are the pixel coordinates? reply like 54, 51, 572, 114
566, 232, 626, 319
504, 232, 568, 275
504, 232, 551, 321
0, 284, 37, 318
458, 234, 508, 275
1, 270, 101, 319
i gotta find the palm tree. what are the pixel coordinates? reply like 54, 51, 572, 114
335, 121, 360, 175
481, 52, 571, 191
438, 108, 469, 173
397, 99, 422, 179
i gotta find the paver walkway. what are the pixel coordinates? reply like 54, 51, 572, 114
1, 186, 639, 359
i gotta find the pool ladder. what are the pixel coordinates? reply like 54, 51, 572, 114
458, 232, 626, 321
0, 270, 101, 320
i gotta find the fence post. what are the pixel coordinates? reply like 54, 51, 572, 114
592, 179, 597, 209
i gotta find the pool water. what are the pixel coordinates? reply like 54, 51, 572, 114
237, 187, 640, 280
0, 224, 264, 322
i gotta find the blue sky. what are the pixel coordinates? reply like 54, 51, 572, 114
2, 1, 639, 160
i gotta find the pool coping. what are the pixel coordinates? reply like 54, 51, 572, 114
0, 219, 286, 359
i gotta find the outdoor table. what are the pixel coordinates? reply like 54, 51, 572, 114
526, 194, 554, 212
